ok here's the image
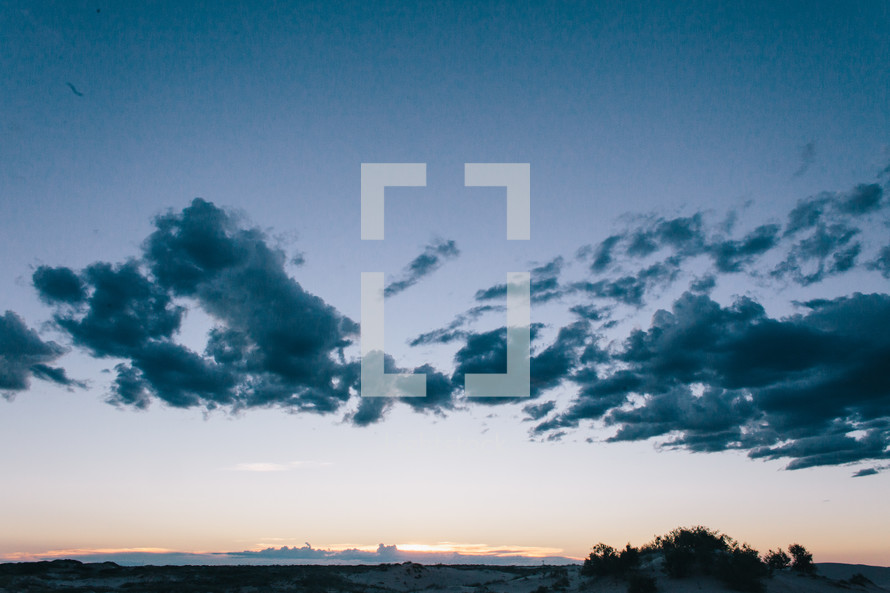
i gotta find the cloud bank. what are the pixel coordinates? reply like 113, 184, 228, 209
4, 543, 576, 566
8, 171, 890, 475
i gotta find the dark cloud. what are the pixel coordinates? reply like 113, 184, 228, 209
474, 257, 564, 304
47, 262, 184, 358
536, 292, 890, 470
749, 427, 889, 470
523, 400, 556, 421
606, 386, 758, 453
33, 266, 86, 304
52, 543, 575, 566
349, 396, 391, 427
221, 542, 573, 566
570, 181, 887, 309
570, 277, 644, 307
851, 464, 888, 477
569, 303, 608, 321
403, 363, 458, 414
30, 363, 84, 388
580, 215, 706, 278
474, 277, 559, 303
653, 214, 707, 254
771, 184, 886, 284
384, 239, 459, 297
620, 213, 707, 259
689, 274, 716, 294
589, 235, 622, 272
347, 355, 460, 426
123, 341, 236, 409
528, 322, 590, 397
35, 261, 234, 409
452, 322, 588, 404
110, 363, 151, 409
0, 311, 75, 393
148, 199, 358, 412
532, 369, 638, 434
867, 245, 890, 278
785, 196, 831, 236
709, 224, 781, 273
572, 213, 779, 308
230, 542, 399, 562
36, 199, 358, 414
409, 304, 503, 346
626, 229, 659, 258
837, 183, 883, 215
773, 223, 861, 285
570, 259, 680, 307
785, 184, 883, 236
412, 261, 562, 348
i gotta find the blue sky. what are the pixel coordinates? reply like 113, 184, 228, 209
1, 0, 889, 565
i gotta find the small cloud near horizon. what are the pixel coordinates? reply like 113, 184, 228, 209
2, 542, 578, 566
226, 461, 332, 472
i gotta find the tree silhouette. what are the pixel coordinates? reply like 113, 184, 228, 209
788, 543, 816, 575
763, 548, 791, 573
582, 542, 640, 577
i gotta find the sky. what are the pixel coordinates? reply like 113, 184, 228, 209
2, 0, 890, 567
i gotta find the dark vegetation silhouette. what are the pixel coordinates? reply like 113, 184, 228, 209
0, 561, 570, 593
626, 573, 658, 593
842, 573, 875, 587
582, 526, 817, 593
764, 548, 791, 573
788, 543, 816, 574
580, 543, 641, 577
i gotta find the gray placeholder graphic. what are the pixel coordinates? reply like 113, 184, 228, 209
360, 163, 531, 397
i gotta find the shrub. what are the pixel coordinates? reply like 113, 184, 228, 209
657, 526, 731, 577
663, 546, 695, 578
627, 573, 658, 593
552, 574, 570, 590
581, 543, 618, 577
582, 543, 641, 578
763, 548, 790, 573
788, 544, 815, 575
617, 544, 641, 574
715, 544, 767, 592
847, 573, 873, 586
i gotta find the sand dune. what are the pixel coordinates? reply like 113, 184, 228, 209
1, 559, 888, 592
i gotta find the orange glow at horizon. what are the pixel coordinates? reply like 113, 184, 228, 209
1, 548, 179, 562
0, 542, 580, 563
327, 542, 577, 559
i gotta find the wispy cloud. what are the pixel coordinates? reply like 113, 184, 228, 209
227, 461, 332, 472
384, 239, 459, 297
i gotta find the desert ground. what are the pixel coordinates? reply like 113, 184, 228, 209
0, 559, 887, 593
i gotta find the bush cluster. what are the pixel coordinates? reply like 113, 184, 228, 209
657, 526, 731, 578
580, 543, 640, 578
582, 526, 817, 593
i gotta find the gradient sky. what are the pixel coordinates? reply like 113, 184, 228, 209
2, 0, 889, 566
